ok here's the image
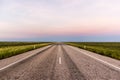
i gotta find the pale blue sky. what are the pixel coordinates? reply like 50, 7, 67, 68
0, 0, 120, 41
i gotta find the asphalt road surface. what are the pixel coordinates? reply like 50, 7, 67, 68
0, 44, 120, 80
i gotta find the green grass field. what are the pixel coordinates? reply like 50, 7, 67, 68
0, 42, 50, 48
66, 42, 120, 60
0, 42, 51, 59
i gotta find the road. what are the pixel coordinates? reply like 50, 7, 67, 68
0, 44, 120, 80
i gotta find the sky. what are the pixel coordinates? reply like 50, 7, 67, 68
0, 0, 120, 42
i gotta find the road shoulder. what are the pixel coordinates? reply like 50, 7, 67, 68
0, 45, 51, 69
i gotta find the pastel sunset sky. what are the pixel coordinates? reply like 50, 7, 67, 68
0, 0, 120, 41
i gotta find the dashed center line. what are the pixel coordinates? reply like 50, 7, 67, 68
59, 57, 62, 64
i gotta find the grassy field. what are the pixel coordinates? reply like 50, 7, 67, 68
66, 42, 120, 60
0, 42, 51, 59
0, 42, 49, 48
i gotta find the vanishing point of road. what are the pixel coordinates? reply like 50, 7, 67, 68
0, 44, 120, 80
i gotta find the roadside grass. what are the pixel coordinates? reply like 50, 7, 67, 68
66, 42, 120, 60
0, 42, 49, 48
0, 43, 51, 59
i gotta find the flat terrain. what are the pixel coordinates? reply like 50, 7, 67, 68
0, 42, 51, 59
0, 44, 120, 80
66, 42, 120, 60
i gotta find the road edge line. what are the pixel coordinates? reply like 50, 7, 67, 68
0, 45, 53, 71
68, 45, 120, 71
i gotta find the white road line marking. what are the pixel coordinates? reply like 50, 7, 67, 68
59, 57, 62, 64
81, 51, 120, 71
68, 46, 120, 71
0, 53, 35, 71
0, 46, 51, 71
